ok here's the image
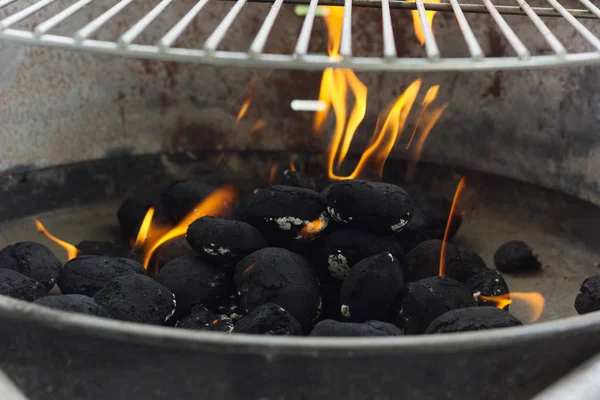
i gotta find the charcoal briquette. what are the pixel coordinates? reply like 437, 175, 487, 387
309, 319, 403, 337
312, 229, 404, 280
76, 240, 138, 260
0, 242, 61, 291
156, 254, 230, 314
235, 247, 321, 331
465, 269, 510, 307
153, 236, 195, 270
233, 303, 302, 335
425, 306, 522, 333
0, 269, 46, 302
217, 294, 242, 319
186, 216, 268, 268
176, 305, 234, 332
161, 180, 215, 223
494, 241, 541, 273
117, 196, 157, 239
58, 255, 145, 297
323, 180, 412, 233
575, 275, 600, 314
281, 169, 317, 190
93, 273, 176, 325
35, 294, 111, 318
340, 252, 403, 322
240, 185, 329, 245
400, 275, 477, 334
403, 239, 487, 283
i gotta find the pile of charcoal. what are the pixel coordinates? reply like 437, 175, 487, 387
0, 168, 593, 337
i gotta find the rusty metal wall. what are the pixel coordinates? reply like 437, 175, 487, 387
1, 0, 600, 205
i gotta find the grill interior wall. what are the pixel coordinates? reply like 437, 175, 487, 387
1, 0, 600, 205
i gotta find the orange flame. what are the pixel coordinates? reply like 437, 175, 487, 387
289, 162, 297, 172
439, 177, 467, 276
408, 0, 441, 45
249, 119, 267, 135
134, 207, 155, 248
235, 74, 257, 127
299, 217, 327, 239
268, 163, 279, 185
406, 104, 447, 179
406, 85, 441, 149
213, 152, 225, 165
242, 263, 256, 275
34, 218, 78, 260
479, 292, 546, 323
140, 186, 237, 269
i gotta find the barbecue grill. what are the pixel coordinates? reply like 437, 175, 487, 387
1, 0, 600, 399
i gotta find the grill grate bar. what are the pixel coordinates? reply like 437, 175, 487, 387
0, 0, 599, 71
339, 0, 353, 57
448, 0, 484, 60
159, 0, 210, 50
35, 0, 95, 36
415, 0, 440, 60
250, 0, 285, 55
514, 0, 567, 55
75, 0, 134, 42
546, 0, 600, 51
204, 0, 246, 53
380, 0, 397, 58
482, 0, 530, 59
293, 0, 319, 57
0, 0, 57, 30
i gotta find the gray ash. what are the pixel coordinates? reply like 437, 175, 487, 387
35, 294, 111, 318
233, 303, 302, 335
425, 307, 522, 333
323, 180, 412, 233
161, 180, 215, 223
234, 247, 321, 331
312, 229, 404, 280
340, 252, 403, 322
186, 216, 268, 268
240, 185, 329, 245
217, 295, 242, 318
0, 242, 61, 291
494, 241, 541, 273
176, 305, 234, 332
0, 269, 46, 302
58, 255, 145, 297
93, 274, 176, 325
76, 240, 138, 260
310, 319, 403, 337
575, 275, 600, 314
155, 254, 230, 315
400, 276, 477, 334
465, 269, 510, 307
403, 239, 487, 283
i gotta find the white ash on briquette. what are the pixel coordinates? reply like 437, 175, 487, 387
0, 173, 545, 336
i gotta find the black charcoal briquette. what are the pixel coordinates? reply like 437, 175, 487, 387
312, 229, 404, 280
494, 241, 541, 273
425, 307, 522, 333
281, 169, 317, 190
35, 294, 111, 318
310, 319, 403, 337
156, 254, 230, 314
323, 180, 412, 233
0, 269, 46, 302
153, 237, 195, 270
575, 275, 600, 314
58, 255, 145, 297
235, 247, 321, 331
400, 276, 477, 334
465, 269, 510, 307
161, 180, 215, 223
340, 252, 403, 322
176, 305, 234, 332
76, 240, 138, 260
403, 239, 487, 283
0, 242, 61, 291
233, 303, 302, 335
186, 216, 268, 268
93, 274, 176, 325
117, 196, 156, 239
240, 185, 329, 245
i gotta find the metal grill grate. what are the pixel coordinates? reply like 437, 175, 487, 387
0, 0, 600, 71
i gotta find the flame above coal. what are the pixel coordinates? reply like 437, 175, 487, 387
33, 218, 78, 261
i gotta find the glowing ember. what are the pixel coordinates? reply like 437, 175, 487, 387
479, 292, 546, 322
134, 207, 155, 248
33, 218, 78, 260
439, 177, 467, 276
211, 319, 219, 325
140, 186, 237, 270
407, 0, 441, 45
242, 263, 256, 275
299, 217, 327, 239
